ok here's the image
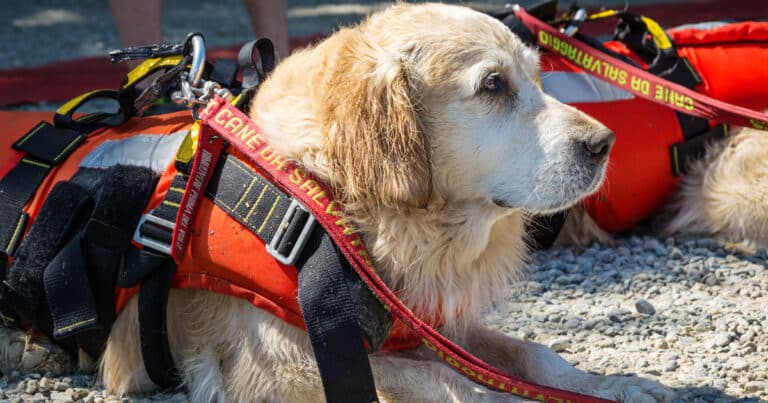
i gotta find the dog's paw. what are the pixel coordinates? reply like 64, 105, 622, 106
578, 374, 676, 403
0, 326, 73, 375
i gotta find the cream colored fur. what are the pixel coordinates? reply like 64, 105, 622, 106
0, 3, 680, 402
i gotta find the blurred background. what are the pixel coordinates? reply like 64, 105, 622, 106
0, 0, 761, 108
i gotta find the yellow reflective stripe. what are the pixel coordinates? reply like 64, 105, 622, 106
641, 16, 673, 50
169, 187, 186, 194
55, 89, 106, 117
124, 55, 184, 88
588, 9, 620, 20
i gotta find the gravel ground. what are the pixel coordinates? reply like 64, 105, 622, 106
488, 236, 768, 402
2, 1, 766, 402
0, 234, 764, 402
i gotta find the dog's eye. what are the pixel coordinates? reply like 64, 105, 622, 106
481, 73, 505, 93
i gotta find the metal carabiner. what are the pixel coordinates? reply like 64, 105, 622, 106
187, 34, 206, 87
563, 8, 587, 36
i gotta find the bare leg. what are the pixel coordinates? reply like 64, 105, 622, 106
108, 0, 163, 70
243, 0, 289, 58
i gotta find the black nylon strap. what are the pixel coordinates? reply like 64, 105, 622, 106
0, 157, 52, 256
297, 228, 379, 403
137, 251, 181, 390
12, 122, 86, 165
45, 234, 99, 339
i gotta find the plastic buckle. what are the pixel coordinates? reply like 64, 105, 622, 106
133, 213, 175, 255
266, 199, 316, 266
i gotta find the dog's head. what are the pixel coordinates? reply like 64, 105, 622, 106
315, 3, 614, 215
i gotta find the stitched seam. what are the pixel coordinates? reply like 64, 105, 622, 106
52, 135, 84, 162
5, 215, 25, 252
21, 158, 51, 169
55, 318, 97, 334
15, 123, 45, 146
232, 177, 257, 212
258, 195, 281, 234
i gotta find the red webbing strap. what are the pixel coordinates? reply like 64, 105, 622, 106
194, 97, 614, 403
170, 124, 224, 263
513, 7, 768, 131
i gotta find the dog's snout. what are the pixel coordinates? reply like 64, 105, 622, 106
583, 129, 615, 159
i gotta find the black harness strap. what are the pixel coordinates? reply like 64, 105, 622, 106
0, 122, 86, 257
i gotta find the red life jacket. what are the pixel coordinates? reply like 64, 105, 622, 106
540, 21, 768, 233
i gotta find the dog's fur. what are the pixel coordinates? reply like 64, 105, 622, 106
7, 3, 768, 401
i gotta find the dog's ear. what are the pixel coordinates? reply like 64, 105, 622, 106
323, 35, 431, 211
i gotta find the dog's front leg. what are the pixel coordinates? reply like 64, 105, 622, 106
455, 326, 675, 402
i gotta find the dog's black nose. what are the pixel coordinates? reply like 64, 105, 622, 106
583, 130, 615, 158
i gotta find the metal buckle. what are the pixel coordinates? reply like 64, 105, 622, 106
133, 213, 175, 255
266, 200, 316, 266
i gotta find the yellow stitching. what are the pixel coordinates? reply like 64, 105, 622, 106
176, 172, 189, 178
55, 318, 97, 334
163, 200, 181, 208
169, 187, 186, 194
21, 158, 51, 169
230, 161, 256, 178
244, 184, 269, 222
5, 215, 25, 252
258, 195, 281, 233
52, 135, 84, 162
232, 177, 257, 212
15, 123, 45, 146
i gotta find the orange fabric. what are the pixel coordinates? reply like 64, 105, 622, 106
539, 21, 768, 233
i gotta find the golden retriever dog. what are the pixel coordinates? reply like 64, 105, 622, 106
0, 3, 679, 402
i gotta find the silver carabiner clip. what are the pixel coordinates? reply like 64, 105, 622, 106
563, 8, 587, 36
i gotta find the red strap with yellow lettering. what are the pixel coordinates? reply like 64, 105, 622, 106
513, 7, 768, 131
189, 96, 615, 403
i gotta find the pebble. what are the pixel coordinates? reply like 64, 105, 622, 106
710, 332, 732, 348
24, 380, 38, 394
728, 357, 750, 371
547, 338, 572, 352
54, 381, 70, 391
634, 299, 656, 315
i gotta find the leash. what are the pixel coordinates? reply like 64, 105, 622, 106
512, 6, 768, 132
170, 96, 616, 403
